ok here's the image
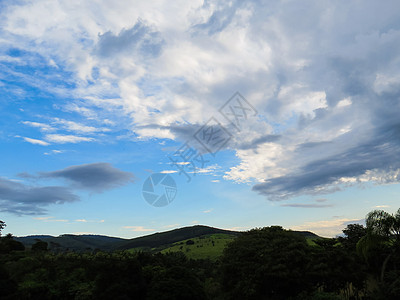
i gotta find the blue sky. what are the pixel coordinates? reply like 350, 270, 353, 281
1, 0, 400, 238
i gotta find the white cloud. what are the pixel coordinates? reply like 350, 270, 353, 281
225, 226, 249, 231
3, 0, 400, 201
52, 118, 110, 134
44, 149, 65, 155
163, 223, 180, 229
75, 219, 105, 223
33, 216, 68, 222
122, 226, 155, 232
290, 218, 362, 237
22, 137, 50, 146
44, 134, 95, 144
22, 121, 55, 132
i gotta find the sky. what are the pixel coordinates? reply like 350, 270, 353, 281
1, 0, 400, 238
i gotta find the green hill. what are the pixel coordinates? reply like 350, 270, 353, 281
15, 225, 320, 254
160, 233, 236, 260
115, 225, 240, 250
15, 234, 126, 251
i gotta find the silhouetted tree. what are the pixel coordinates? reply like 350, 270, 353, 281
340, 223, 367, 250
0, 233, 25, 253
31, 240, 48, 252
220, 226, 312, 299
0, 220, 5, 237
357, 208, 400, 298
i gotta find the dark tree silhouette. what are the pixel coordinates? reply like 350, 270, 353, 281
31, 240, 48, 252
221, 226, 312, 299
0, 220, 5, 237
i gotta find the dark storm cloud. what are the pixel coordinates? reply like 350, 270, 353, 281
39, 163, 134, 192
0, 177, 79, 215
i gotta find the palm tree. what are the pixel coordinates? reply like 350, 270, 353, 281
357, 208, 400, 282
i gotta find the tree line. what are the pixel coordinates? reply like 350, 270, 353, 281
1, 208, 400, 299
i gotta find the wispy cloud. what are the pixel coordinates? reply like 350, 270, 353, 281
2, 0, 400, 203
33, 216, 69, 222
52, 118, 110, 134
122, 226, 155, 232
281, 203, 333, 208
291, 218, 363, 237
20, 137, 50, 146
75, 219, 105, 223
44, 150, 65, 155
225, 226, 249, 231
44, 134, 95, 144
163, 224, 180, 229
22, 121, 55, 132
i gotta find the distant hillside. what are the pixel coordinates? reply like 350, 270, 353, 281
16, 234, 126, 251
15, 225, 321, 252
115, 225, 241, 250
291, 230, 320, 239
160, 233, 236, 260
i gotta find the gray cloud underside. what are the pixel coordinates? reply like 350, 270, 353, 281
96, 20, 164, 58
0, 177, 78, 215
39, 162, 134, 192
253, 119, 400, 200
2, 0, 400, 201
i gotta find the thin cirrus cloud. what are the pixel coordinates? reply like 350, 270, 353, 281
2, 0, 400, 202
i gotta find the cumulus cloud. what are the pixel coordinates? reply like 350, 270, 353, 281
2, 0, 400, 201
39, 162, 134, 192
0, 177, 79, 215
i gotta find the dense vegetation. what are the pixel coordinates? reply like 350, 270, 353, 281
1, 208, 400, 299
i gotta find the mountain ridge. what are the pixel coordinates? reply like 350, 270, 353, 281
15, 225, 320, 252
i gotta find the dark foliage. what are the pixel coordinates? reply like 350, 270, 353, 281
1, 209, 400, 299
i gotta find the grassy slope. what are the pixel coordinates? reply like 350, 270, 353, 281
115, 225, 240, 250
160, 233, 236, 260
